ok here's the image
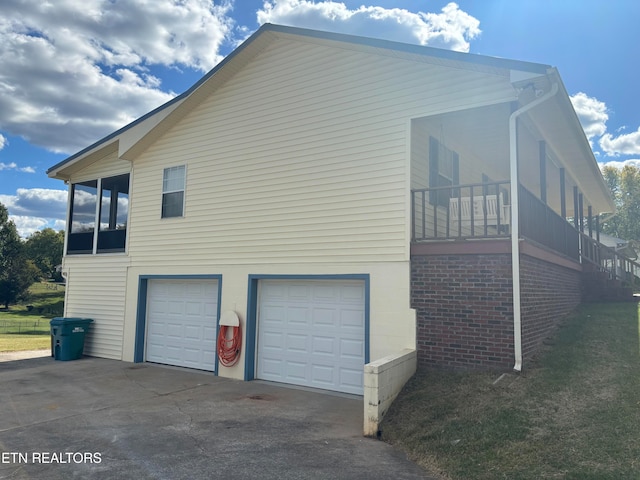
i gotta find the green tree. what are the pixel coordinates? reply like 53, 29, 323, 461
599, 165, 640, 243
0, 203, 41, 308
25, 228, 64, 280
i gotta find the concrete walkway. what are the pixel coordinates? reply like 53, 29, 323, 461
0, 356, 431, 479
0, 348, 50, 362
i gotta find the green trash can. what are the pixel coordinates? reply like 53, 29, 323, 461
50, 318, 93, 361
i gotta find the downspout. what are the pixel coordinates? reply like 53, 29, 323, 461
509, 82, 559, 372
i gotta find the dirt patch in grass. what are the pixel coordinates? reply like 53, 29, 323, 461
381, 303, 640, 480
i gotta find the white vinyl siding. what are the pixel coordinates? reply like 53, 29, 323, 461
62, 256, 129, 359
128, 40, 515, 267
69, 148, 131, 185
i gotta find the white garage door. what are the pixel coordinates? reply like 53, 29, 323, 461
146, 279, 218, 371
257, 279, 365, 395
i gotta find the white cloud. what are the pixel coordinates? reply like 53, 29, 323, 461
569, 92, 640, 160
0, 161, 36, 173
599, 159, 640, 170
9, 216, 66, 239
1, 188, 68, 237
570, 92, 608, 141
0, 134, 6, 150
0, 188, 68, 232
257, 1, 480, 52
600, 127, 640, 156
0, 0, 235, 154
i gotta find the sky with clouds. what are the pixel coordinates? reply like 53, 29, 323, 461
0, 0, 638, 237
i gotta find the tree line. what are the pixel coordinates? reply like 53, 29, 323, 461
599, 164, 640, 245
0, 203, 63, 309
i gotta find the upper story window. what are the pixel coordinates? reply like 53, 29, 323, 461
162, 165, 185, 218
98, 173, 129, 253
67, 174, 129, 255
429, 137, 459, 207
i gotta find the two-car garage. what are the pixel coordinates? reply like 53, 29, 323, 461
142, 277, 366, 395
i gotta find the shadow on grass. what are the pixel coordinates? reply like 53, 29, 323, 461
0, 300, 64, 318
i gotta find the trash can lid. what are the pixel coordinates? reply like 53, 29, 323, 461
50, 317, 94, 325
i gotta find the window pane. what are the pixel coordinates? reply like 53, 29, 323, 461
163, 166, 185, 193
100, 191, 111, 230
162, 191, 184, 218
70, 181, 98, 233
438, 146, 453, 179
116, 190, 129, 229
100, 174, 129, 231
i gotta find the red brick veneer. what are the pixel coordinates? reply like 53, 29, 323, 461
411, 241, 582, 370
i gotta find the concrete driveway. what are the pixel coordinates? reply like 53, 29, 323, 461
0, 355, 430, 479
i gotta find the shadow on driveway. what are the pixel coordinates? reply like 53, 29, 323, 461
0, 357, 430, 479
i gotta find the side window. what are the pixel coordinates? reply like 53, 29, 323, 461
67, 174, 129, 255
67, 180, 98, 254
428, 137, 459, 207
97, 173, 129, 253
162, 166, 186, 218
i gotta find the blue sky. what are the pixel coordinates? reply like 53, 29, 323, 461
1, 0, 639, 237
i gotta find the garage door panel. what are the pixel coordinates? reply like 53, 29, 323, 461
311, 365, 335, 385
289, 284, 311, 299
261, 330, 285, 349
145, 279, 218, 372
165, 322, 183, 338
340, 309, 364, 328
285, 361, 308, 381
183, 325, 202, 340
257, 279, 365, 395
286, 306, 309, 325
312, 336, 335, 355
286, 333, 308, 353
340, 338, 364, 359
165, 345, 181, 359
340, 368, 363, 390
262, 305, 286, 320
341, 285, 365, 301
203, 325, 217, 338
312, 308, 337, 326
313, 284, 337, 300
185, 301, 203, 316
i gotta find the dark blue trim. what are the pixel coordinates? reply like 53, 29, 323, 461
134, 274, 222, 374
133, 278, 148, 363
244, 274, 370, 381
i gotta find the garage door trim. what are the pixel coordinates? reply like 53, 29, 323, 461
134, 274, 223, 373
244, 274, 370, 382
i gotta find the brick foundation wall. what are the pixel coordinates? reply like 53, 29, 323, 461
411, 253, 514, 369
411, 242, 583, 370
519, 254, 582, 359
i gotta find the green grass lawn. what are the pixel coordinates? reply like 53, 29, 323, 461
382, 302, 640, 480
0, 282, 65, 352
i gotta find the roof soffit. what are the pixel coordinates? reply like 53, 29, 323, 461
49, 140, 119, 180
517, 76, 614, 213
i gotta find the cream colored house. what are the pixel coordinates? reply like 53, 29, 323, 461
48, 24, 619, 412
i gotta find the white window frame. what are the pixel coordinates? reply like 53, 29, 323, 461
161, 165, 186, 218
